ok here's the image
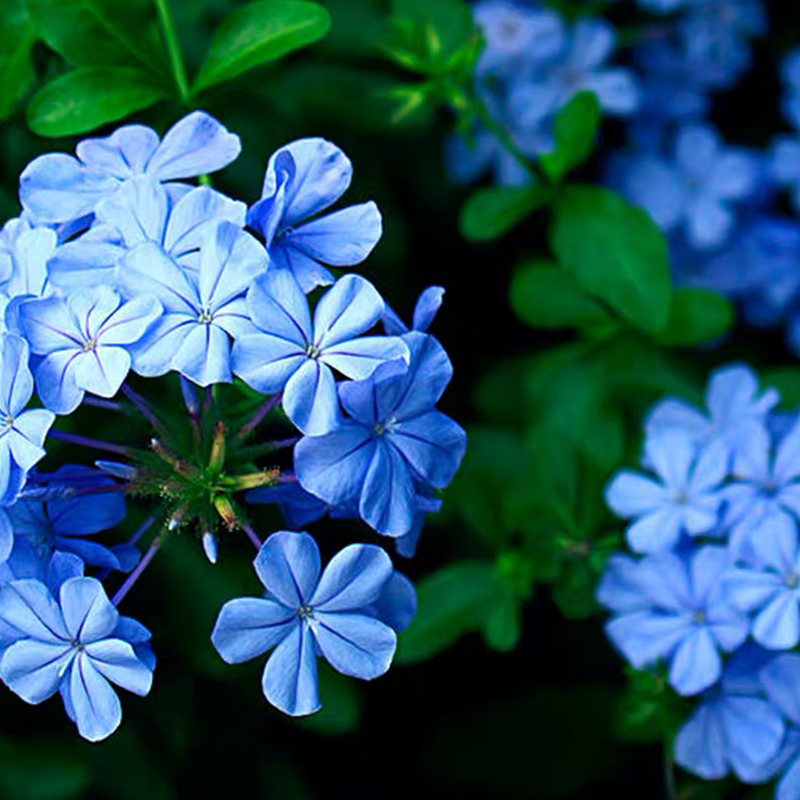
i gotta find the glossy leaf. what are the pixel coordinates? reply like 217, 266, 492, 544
0, 0, 36, 121
653, 287, 735, 347
540, 91, 601, 182
459, 185, 551, 241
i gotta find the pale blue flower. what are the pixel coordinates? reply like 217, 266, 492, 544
18, 286, 161, 414
232, 270, 408, 435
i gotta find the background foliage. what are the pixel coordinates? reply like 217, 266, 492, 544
3, 0, 800, 797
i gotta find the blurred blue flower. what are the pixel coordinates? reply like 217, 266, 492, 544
119, 221, 267, 387
383, 286, 445, 336
771, 134, 800, 214
781, 48, 800, 129
295, 333, 466, 536
0, 334, 54, 506
0, 576, 153, 741
603, 546, 749, 695
211, 531, 400, 716
232, 270, 408, 435
20, 111, 240, 227
645, 363, 779, 462
247, 138, 382, 294
726, 515, 800, 649
18, 286, 161, 414
675, 644, 786, 780
48, 180, 245, 291
616, 124, 760, 250
0, 217, 56, 319
722, 420, 800, 560
606, 433, 726, 553
8, 465, 128, 572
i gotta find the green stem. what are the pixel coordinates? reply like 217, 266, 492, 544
154, 0, 191, 103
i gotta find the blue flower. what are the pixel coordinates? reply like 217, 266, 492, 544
617, 124, 760, 250
605, 433, 726, 553
645, 363, 779, 462
473, 0, 565, 78
232, 270, 409, 435
118, 221, 267, 387
678, 0, 767, 90
0, 334, 54, 505
0, 217, 56, 311
294, 333, 466, 536
603, 546, 749, 695
247, 139, 382, 293
48, 180, 246, 291
211, 531, 400, 716
20, 111, 240, 227
507, 18, 640, 133
0, 576, 154, 741
781, 48, 800, 130
383, 286, 445, 336
18, 286, 161, 414
721, 420, 800, 560
674, 644, 786, 781
725, 516, 800, 649
8, 466, 128, 572
771, 134, 800, 214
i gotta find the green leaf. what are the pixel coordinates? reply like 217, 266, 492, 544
0, 0, 36, 121
614, 668, 688, 743
763, 366, 800, 410
551, 185, 672, 332
481, 580, 521, 651
27, 67, 165, 137
540, 91, 601, 182
396, 561, 506, 663
0, 736, 91, 800
27, 0, 166, 72
459, 185, 551, 241
194, 0, 331, 93
654, 287, 735, 346
390, 0, 474, 60
509, 260, 616, 331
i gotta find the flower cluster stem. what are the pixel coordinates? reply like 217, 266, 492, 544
112, 532, 164, 606
48, 429, 134, 457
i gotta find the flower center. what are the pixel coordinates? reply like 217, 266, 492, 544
787, 573, 800, 590
2, 414, 13, 429
305, 344, 321, 360
691, 610, 707, 625
82, 339, 98, 353
197, 310, 214, 324
297, 605, 315, 620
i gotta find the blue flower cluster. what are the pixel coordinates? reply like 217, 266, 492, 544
0, 112, 466, 739
599, 364, 800, 796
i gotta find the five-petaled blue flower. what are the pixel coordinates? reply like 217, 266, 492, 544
603, 546, 749, 695
20, 111, 240, 227
0, 334, 55, 505
211, 531, 403, 716
0, 575, 154, 741
606, 432, 727, 553
232, 270, 408, 435
119, 221, 267, 387
18, 286, 161, 414
295, 333, 466, 536
247, 138, 382, 294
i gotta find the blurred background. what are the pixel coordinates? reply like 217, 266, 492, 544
3, 0, 800, 798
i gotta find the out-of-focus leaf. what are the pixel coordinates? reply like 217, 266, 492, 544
654, 288, 735, 347
0, 736, 90, 800
298, 665, 362, 735
614, 668, 688, 743
540, 91, 601, 182
396, 560, 508, 663
481, 576, 521, 651
760, 366, 800, 410
27, 67, 165, 137
509, 260, 617, 332
194, 0, 331, 93
552, 185, 672, 333
0, 0, 36, 121
390, 0, 474, 62
459, 185, 551, 241
473, 355, 539, 425
27, 0, 166, 72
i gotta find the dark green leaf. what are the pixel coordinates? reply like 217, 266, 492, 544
0, 1, 36, 121
540, 91, 601, 182
551, 185, 672, 332
509, 260, 617, 331
481, 580, 521, 651
390, 0, 474, 60
27, 67, 165, 137
763, 366, 800, 410
194, 0, 331, 93
654, 287, 735, 346
614, 668, 688, 743
27, 0, 166, 72
0, 736, 91, 800
459, 185, 551, 241
396, 560, 505, 663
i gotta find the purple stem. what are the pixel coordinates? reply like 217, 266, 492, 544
122, 384, 167, 436
48, 429, 133, 457
235, 394, 282, 442
277, 473, 298, 484
112, 536, 162, 606
240, 520, 262, 550
96, 517, 155, 582
83, 396, 125, 412
267, 437, 300, 452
